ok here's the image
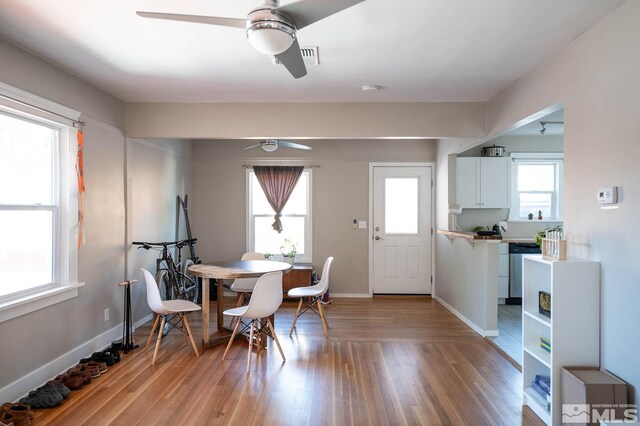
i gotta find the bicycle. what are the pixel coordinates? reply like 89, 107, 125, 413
132, 238, 199, 304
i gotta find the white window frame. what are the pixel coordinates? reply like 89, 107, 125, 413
0, 83, 82, 323
509, 153, 564, 221
246, 168, 313, 263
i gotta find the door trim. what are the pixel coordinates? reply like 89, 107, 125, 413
368, 162, 436, 296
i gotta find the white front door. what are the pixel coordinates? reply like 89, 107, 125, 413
372, 166, 432, 294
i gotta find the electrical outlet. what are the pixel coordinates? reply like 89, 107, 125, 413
499, 221, 508, 231
104, 308, 109, 322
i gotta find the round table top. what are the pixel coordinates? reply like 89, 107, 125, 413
187, 260, 292, 279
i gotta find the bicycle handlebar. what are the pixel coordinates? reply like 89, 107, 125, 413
132, 238, 197, 249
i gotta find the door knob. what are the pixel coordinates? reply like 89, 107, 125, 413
375, 236, 383, 240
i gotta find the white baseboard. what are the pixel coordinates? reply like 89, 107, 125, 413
330, 293, 372, 298
434, 296, 494, 338
0, 314, 153, 403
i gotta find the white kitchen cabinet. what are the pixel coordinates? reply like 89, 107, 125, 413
522, 255, 600, 425
456, 157, 509, 208
498, 243, 509, 299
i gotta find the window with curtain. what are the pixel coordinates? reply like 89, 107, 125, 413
510, 154, 563, 221
247, 168, 312, 262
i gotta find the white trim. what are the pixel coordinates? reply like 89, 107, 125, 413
129, 137, 191, 160
510, 152, 564, 160
434, 296, 498, 337
368, 162, 436, 297
0, 81, 80, 121
0, 312, 153, 403
0, 282, 84, 323
330, 293, 373, 298
246, 168, 313, 263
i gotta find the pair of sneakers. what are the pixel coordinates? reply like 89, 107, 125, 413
19, 381, 69, 409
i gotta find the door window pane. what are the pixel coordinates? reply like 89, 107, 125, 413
0, 210, 54, 297
385, 178, 419, 234
0, 113, 55, 205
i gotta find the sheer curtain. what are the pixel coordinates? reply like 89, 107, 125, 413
253, 166, 304, 233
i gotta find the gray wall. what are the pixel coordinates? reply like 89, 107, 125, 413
190, 139, 436, 295
439, 0, 639, 403
0, 38, 189, 400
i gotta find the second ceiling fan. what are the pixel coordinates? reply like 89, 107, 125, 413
137, 0, 366, 79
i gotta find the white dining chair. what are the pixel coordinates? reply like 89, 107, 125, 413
288, 257, 333, 338
222, 271, 286, 373
230, 252, 266, 305
141, 268, 201, 365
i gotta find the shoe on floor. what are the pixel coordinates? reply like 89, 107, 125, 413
20, 384, 63, 409
1, 402, 33, 426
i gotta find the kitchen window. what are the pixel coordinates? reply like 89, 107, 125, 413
0, 85, 80, 322
246, 168, 312, 262
509, 153, 563, 221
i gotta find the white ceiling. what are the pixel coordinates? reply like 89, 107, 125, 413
0, 0, 624, 103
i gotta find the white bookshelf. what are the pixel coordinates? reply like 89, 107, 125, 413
521, 255, 600, 425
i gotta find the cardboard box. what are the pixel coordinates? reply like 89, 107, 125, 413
562, 367, 628, 425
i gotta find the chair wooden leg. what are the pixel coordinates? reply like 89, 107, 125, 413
317, 300, 329, 338
267, 318, 286, 362
183, 314, 200, 357
289, 298, 303, 336
145, 314, 160, 351
230, 293, 245, 329
152, 316, 166, 365
247, 320, 255, 373
222, 316, 242, 360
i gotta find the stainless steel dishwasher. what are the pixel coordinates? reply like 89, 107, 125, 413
507, 243, 541, 304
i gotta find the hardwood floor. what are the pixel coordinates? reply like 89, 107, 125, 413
32, 297, 544, 425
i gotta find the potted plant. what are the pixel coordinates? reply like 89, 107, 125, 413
280, 239, 297, 265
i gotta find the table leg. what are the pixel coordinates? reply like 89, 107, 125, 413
202, 277, 210, 347
217, 278, 224, 331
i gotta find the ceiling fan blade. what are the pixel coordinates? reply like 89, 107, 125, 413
242, 143, 263, 150
275, 38, 307, 79
136, 11, 246, 29
277, 0, 366, 30
277, 140, 312, 150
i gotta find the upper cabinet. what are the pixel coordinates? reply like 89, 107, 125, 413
456, 157, 509, 208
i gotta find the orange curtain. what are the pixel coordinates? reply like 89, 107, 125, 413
76, 128, 85, 248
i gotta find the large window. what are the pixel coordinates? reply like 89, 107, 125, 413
510, 154, 563, 221
247, 169, 312, 262
0, 97, 77, 315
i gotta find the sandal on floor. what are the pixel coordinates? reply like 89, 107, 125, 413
1, 403, 34, 425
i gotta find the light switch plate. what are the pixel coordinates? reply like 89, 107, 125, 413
358, 221, 367, 229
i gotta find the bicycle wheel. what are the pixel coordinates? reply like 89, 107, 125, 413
180, 259, 200, 304
155, 270, 172, 301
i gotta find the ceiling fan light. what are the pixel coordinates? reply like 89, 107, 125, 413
260, 140, 279, 152
246, 22, 295, 55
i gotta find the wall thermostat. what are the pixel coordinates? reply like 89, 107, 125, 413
597, 186, 618, 204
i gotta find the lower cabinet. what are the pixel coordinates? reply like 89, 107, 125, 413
282, 265, 313, 294
498, 243, 509, 300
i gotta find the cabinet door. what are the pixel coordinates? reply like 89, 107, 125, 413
456, 157, 480, 208
480, 157, 509, 208
498, 276, 509, 298
498, 253, 509, 277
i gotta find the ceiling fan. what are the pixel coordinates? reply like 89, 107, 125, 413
137, 0, 366, 79
243, 139, 312, 152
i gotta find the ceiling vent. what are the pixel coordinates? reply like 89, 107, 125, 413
273, 46, 319, 66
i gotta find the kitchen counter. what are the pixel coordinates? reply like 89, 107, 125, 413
437, 230, 501, 241
501, 237, 536, 243
438, 231, 536, 244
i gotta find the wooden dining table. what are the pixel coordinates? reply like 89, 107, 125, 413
187, 260, 291, 347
